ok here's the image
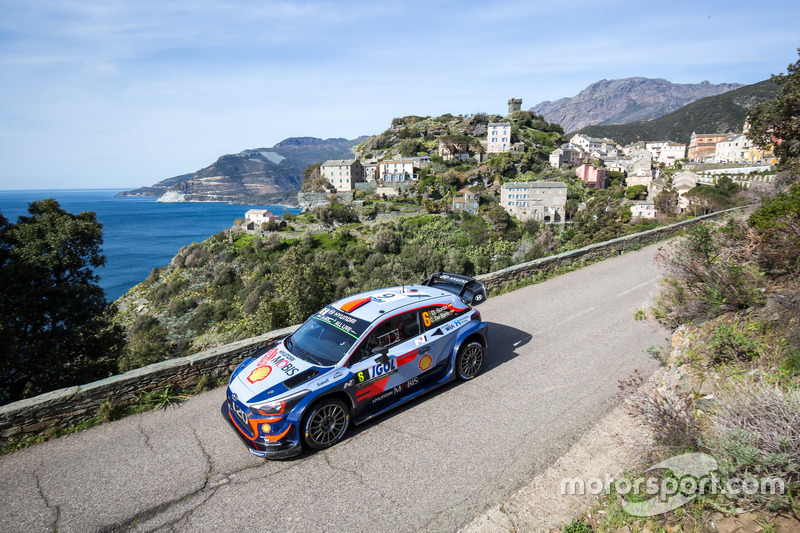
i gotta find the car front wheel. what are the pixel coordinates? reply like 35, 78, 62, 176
456, 341, 484, 380
302, 398, 350, 450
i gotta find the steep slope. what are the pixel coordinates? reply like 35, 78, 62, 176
118, 136, 367, 203
531, 78, 742, 132
573, 80, 780, 145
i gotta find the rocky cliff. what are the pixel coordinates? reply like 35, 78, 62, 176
531, 78, 742, 133
118, 136, 367, 203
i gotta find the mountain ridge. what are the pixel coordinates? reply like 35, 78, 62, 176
531, 77, 743, 132
118, 136, 367, 203
573, 79, 780, 145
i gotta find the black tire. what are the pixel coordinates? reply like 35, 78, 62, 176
302, 398, 350, 450
456, 341, 484, 380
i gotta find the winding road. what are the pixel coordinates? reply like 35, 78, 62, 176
0, 242, 669, 533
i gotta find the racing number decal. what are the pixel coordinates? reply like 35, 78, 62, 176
422, 311, 431, 327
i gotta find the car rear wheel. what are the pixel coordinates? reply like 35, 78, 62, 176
456, 341, 484, 380
302, 398, 350, 450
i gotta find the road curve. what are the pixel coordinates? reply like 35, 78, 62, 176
0, 242, 670, 533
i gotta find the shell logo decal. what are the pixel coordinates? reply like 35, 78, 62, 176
418, 354, 432, 372
247, 365, 272, 384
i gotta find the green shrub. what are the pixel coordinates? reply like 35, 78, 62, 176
653, 218, 765, 326
781, 348, 800, 376
563, 519, 593, 533
98, 399, 125, 422
708, 323, 763, 364
749, 183, 800, 272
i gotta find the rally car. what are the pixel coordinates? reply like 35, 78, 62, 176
222, 272, 488, 458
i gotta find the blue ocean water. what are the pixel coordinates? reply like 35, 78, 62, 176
0, 190, 300, 301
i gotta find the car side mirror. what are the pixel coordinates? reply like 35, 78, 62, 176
372, 346, 389, 365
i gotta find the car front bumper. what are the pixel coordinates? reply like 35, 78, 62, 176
220, 401, 303, 459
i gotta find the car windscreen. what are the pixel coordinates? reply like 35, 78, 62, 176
287, 306, 371, 366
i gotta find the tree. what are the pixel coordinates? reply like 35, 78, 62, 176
398, 139, 423, 157
254, 248, 334, 331
0, 199, 124, 404
301, 162, 334, 192
625, 185, 649, 200
747, 49, 800, 177
569, 190, 631, 247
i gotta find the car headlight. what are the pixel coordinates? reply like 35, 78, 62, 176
251, 390, 310, 417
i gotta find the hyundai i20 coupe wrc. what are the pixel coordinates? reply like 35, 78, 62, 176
222, 272, 488, 458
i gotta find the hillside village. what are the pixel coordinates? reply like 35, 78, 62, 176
101, 92, 785, 393
241, 98, 775, 232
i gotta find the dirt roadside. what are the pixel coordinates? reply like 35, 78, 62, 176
458, 371, 660, 533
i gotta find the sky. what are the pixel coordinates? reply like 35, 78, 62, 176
1, 0, 798, 190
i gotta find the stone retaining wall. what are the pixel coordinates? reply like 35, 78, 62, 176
0, 325, 298, 444
0, 207, 745, 446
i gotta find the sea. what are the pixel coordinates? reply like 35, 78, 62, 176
0, 189, 301, 301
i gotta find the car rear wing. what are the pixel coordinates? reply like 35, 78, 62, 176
420, 272, 487, 306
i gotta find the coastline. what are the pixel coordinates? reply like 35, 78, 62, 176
115, 189, 300, 208
1, 189, 303, 300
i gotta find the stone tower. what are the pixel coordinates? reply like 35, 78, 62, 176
508, 98, 522, 114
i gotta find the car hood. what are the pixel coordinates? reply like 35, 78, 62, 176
232, 344, 318, 400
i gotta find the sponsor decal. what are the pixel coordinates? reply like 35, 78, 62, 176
353, 359, 401, 402
343, 378, 355, 389
371, 390, 395, 404
414, 335, 427, 346
355, 358, 398, 387
369, 374, 423, 403
247, 365, 272, 384
314, 306, 370, 339
255, 347, 280, 366
316, 378, 329, 387
419, 354, 432, 372
392, 377, 419, 395
253, 346, 301, 377
422, 304, 466, 328
369, 292, 396, 304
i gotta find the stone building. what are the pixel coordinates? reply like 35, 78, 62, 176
645, 141, 686, 166
486, 122, 512, 153
378, 159, 419, 182
245, 209, 280, 224
500, 181, 567, 224
321, 159, 365, 192
687, 132, 728, 161
575, 164, 609, 189
452, 189, 480, 214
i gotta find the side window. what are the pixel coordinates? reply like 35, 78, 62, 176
420, 305, 467, 330
350, 311, 419, 364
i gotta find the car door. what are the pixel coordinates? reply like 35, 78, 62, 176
346, 310, 426, 414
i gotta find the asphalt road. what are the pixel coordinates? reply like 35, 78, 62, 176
0, 243, 670, 533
